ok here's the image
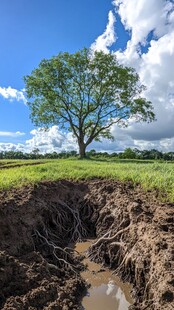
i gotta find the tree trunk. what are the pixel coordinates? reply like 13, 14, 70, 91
79, 142, 86, 159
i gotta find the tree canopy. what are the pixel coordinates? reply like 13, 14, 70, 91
24, 48, 155, 158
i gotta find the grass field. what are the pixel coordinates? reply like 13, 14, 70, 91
0, 158, 174, 201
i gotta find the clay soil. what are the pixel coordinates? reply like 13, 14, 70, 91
0, 179, 173, 310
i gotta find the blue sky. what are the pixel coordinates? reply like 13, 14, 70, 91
0, 1, 112, 135
0, 0, 174, 153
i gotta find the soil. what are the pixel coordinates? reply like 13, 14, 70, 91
0, 162, 46, 170
0, 179, 173, 309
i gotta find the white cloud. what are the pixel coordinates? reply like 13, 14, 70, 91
89, 124, 174, 153
26, 126, 78, 153
113, 0, 173, 45
0, 143, 25, 152
91, 10, 116, 53
89, 0, 174, 152
0, 131, 25, 137
0, 86, 26, 103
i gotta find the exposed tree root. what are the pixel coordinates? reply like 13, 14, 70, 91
91, 224, 130, 248
31, 198, 96, 278
33, 230, 81, 275
47, 200, 92, 242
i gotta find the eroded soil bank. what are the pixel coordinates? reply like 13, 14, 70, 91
0, 179, 173, 309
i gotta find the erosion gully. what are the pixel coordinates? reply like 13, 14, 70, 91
0, 179, 173, 310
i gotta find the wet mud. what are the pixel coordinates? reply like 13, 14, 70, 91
75, 241, 132, 310
0, 179, 173, 309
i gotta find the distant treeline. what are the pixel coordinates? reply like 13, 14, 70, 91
0, 148, 174, 161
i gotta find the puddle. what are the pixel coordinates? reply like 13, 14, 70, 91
75, 241, 133, 310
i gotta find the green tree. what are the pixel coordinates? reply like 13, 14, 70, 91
24, 48, 155, 158
121, 148, 137, 159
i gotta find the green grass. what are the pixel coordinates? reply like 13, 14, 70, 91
0, 158, 174, 201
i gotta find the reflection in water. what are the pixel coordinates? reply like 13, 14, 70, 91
75, 241, 133, 310
106, 280, 115, 295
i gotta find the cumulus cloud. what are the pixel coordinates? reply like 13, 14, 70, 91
91, 10, 116, 53
0, 143, 25, 152
0, 86, 26, 103
89, 124, 174, 153
89, 0, 174, 152
26, 126, 78, 153
113, 0, 173, 45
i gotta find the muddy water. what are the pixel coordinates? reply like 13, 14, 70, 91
75, 241, 133, 310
